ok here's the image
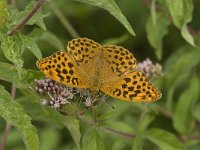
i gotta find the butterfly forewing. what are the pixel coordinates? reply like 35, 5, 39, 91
67, 37, 101, 65
100, 71, 162, 102
36, 50, 90, 88
102, 45, 137, 76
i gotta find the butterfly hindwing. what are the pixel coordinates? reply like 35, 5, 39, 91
36, 50, 90, 88
100, 71, 161, 102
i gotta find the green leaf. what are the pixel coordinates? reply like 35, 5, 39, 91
146, 13, 169, 59
0, 85, 39, 150
0, 32, 24, 75
0, 62, 43, 88
16, 1, 48, 30
193, 103, 200, 122
164, 45, 200, 89
138, 112, 155, 133
173, 74, 199, 134
2, 7, 18, 30
145, 128, 186, 150
29, 28, 64, 50
181, 24, 195, 46
101, 34, 130, 45
0, 0, 7, 27
102, 121, 135, 135
22, 35, 42, 59
82, 128, 105, 150
132, 136, 144, 150
59, 115, 81, 150
164, 46, 200, 110
150, 0, 156, 25
40, 128, 60, 150
75, 0, 135, 36
3, 1, 48, 31
164, 0, 195, 46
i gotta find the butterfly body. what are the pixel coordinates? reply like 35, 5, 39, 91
37, 38, 162, 102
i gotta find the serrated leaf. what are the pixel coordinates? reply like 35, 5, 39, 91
82, 128, 105, 150
22, 35, 42, 59
0, 85, 39, 150
164, 0, 195, 46
0, 62, 43, 88
1, 7, 18, 30
0, 32, 24, 75
0, 0, 7, 27
59, 115, 81, 150
75, 0, 135, 36
173, 74, 199, 134
16, 1, 48, 30
4, 1, 48, 31
146, 13, 169, 59
145, 128, 186, 150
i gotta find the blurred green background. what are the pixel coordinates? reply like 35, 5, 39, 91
0, 0, 200, 150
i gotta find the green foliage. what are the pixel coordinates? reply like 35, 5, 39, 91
164, 0, 194, 46
145, 128, 186, 150
59, 115, 81, 150
0, 85, 39, 150
146, 13, 169, 59
82, 128, 105, 150
173, 74, 199, 134
75, 0, 135, 36
0, 0, 200, 150
0, 0, 6, 27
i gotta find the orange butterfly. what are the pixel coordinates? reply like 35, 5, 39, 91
37, 38, 162, 102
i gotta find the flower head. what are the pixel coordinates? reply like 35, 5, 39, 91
137, 58, 162, 80
34, 77, 108, 108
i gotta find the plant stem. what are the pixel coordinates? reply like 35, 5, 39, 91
77, 112, 136, 139
52, 6, 79, 38
11, 0, 16, 7
0, 124, 11, 150
0, 1, 46, 149
103, 127, 136, 139
157, 105, 172, 119
0, 85, 16, 150
7, 0, 46, 36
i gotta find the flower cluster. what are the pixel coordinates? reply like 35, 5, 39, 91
34, 77, 108, 108
34, 77, 74, 108
34, 58, 162, 109
137, 58, 162, 80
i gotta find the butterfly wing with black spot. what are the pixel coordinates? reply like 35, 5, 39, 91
102, 45, 137, 76
100, 71, 162, 102
36, 50, 90, 88
66, 37, 101, 65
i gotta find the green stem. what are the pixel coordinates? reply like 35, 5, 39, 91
52, 6, 80, 38
0, 85, 16, 150
7, 0, 46, 36
0, 0, 46, 149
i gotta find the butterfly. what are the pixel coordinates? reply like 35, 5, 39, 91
36, 38, 162, 102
